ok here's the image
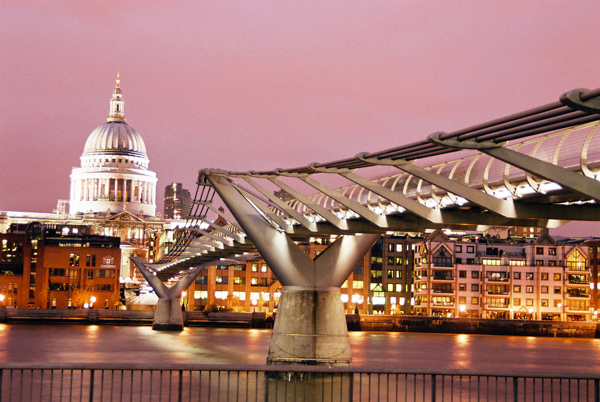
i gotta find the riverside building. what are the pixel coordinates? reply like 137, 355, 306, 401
0, 222, 121, 309
413, 229, 594, 321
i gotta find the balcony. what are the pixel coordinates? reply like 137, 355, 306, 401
566, 289, 590, 298
565, 264, 589, 272
432, 271, 455, 281
486, 285, 509, 295
485, 274, 509, 283
431, 285, 455, 294
432, 301, 455, 307
567, 275, 589, 285
484, 303, 510, 309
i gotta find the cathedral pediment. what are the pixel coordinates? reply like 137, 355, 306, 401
107, 211, 146, 223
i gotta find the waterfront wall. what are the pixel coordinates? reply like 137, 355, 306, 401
0, 308, 269, 328
0, 309, 596, 337
352, 314, 599, 338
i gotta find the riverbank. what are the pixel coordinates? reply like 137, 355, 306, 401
0, 309, 597, 338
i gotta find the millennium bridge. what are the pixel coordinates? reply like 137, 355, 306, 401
132, 87, 600, 367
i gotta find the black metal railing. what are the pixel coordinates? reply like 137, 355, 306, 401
0, 363, 598, 402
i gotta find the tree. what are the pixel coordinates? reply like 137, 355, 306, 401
36, 281, 49, 309
71, 288, 93, 309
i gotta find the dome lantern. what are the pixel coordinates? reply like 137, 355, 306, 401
107, 72, 126, 123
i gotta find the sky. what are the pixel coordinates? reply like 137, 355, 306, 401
1, 1, 599, 237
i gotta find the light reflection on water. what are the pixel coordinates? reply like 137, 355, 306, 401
0, 324, 597, 374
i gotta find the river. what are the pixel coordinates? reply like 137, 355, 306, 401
0, 324, 598, 375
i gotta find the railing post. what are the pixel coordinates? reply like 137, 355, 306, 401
89, 369, 95, 402
513, 377, 518, 402
595, 379, 599, 402
431, 374, 436, 402
178, 370, 183, 402
348, 373, 354, 402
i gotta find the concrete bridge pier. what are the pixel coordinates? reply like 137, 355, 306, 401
206, 174, 379, 365
268, 287, 350, 365
131, 257, 202, 330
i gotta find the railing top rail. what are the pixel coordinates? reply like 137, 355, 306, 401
2, 362, 599, 380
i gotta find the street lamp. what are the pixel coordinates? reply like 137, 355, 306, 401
90, 296, 96, 309
0, 294, 5, 307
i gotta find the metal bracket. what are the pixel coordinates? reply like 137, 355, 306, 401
428, 132, 507, 150
560, 89, 600, 115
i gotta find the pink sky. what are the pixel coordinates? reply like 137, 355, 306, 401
1, 1, 599, 236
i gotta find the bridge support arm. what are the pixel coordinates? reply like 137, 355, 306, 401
131, 257, 204, 331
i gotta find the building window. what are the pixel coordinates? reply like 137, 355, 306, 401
387, 284, 394, 292
514, 298, 521, 306
96, 284, 113, 292
466, 258, 475, 264
459, 271, 467, 278
554, 300, 562, 308
387, 270, 394, 279
471, 297, 479, 305
541, 286, 548, 294
354, 266, 364, 275
566, 249, 587, 271
526, 273, 534, 280
396, 244, 403, 253
455, 245, 462, 253
471, 271, 479, 279
541, 273, 548, 280
471, 284, 479, 292
554, 286, 561, 294
536, 260, 544, 267
251, 278, 258, 286
467, 246, 474, 253
459, 296, 466, 304
513, 285, 521, 293
69, 254, 80, 267
458, 283, 466, 291
234, 264, 245, 271
49, 268, 67, 277
554, 273, 561, 281
396, 284, 402, 292
353, 280, 364, 289
455, 258, 462, 264
215, 276, 228, 284
396, 271, 402, 279
526, 286, 533, 293
432, 247, 453, 267
251, 264, 258, 272
85, 254, 96, 267
526, 299, 534, 306
549, 248, 557, 256
261, 264, 268, 273
536, 247, 544, 255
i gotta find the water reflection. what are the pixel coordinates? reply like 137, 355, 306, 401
0, 325, 598, 375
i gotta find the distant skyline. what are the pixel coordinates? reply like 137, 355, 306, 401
1, 1, 599, 236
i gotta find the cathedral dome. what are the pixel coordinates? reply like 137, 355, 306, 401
83, 121, 148, 159
70, 73, 158, 217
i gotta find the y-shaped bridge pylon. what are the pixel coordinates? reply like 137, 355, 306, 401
131, 257, 203, 330
206, 174, 378, 365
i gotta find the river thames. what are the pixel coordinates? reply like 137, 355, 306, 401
0, 324, 598, 375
